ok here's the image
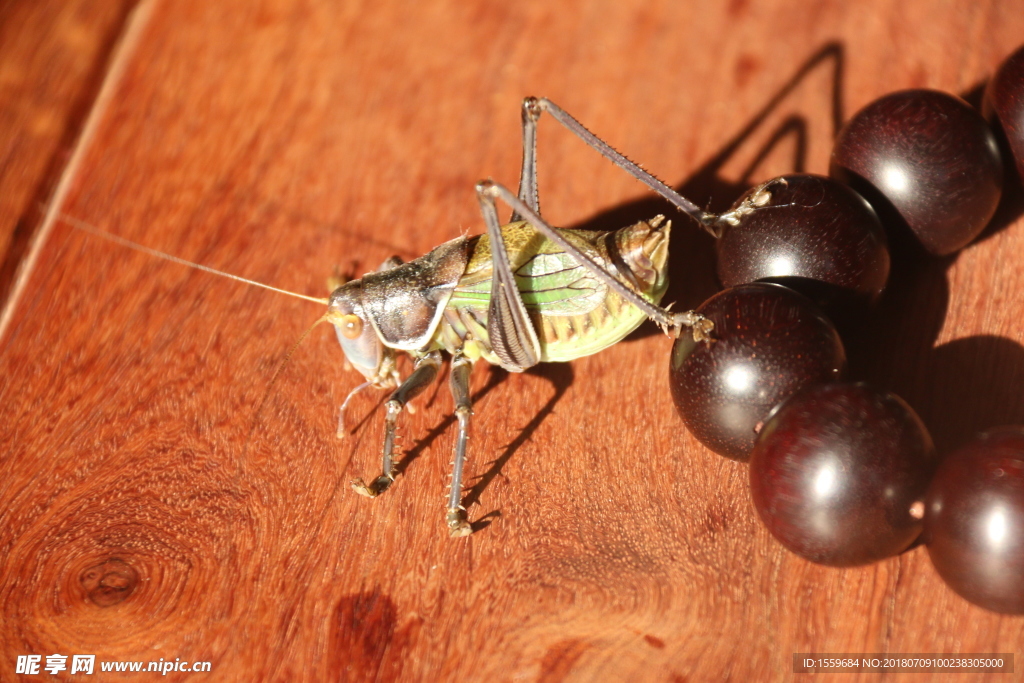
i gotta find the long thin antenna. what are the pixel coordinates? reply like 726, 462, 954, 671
0, 0, 156, 345
252, 312, 333, 425
234, 311, 336, 463
58, 212, 330, 306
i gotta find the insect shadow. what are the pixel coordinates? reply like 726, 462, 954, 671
376, 362, 572, 532
394, 364, 507, 480
460, 363, 574, 533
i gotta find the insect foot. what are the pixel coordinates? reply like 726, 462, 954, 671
351, 474, 395, 498
447, 509, 472, 538
713, 176, 790, 228
691, 316, 715, 343
671, 311, 715, 343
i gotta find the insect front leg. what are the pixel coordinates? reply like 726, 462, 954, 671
351, 350, 442, 498
446, 353, 473, 537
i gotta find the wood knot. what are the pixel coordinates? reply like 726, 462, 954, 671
79, 558, 139, 607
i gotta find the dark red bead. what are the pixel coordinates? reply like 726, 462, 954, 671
716, 174, 889, 300
831, 89, 1003, 255
669, 283, 845, 461
925, 427, 1024, 614
750, 383, 936, 566
986, 45, 1024, 178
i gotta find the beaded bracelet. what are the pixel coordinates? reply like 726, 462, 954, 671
668, 44, 1024, 615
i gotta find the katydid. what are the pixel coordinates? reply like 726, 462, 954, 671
327, 98, 718, 537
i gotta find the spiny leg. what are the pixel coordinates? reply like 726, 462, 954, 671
476, 180, 714, 341
511, 98, 542, 222
446, 354, 474, 537
519, 97, 722, 237
351, 351, 442, 498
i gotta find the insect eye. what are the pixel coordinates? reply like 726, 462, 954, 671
340, 314, 364, 339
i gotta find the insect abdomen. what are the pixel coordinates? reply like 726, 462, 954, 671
434, 217, 670, 363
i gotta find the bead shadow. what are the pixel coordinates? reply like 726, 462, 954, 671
916, 335, 1024, 456
961, 81, 987, 110
840, 225, 952, 397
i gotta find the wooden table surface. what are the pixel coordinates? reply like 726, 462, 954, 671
2, 1, 1024, 681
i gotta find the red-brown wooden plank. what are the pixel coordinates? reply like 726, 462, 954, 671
2, 1, 1023, 680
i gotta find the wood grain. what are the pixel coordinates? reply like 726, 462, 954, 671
2, 0, 1024, 681
0, 0, 137, 307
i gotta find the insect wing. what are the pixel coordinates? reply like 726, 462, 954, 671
452, 230, 608, 317
478, 219, 542, 371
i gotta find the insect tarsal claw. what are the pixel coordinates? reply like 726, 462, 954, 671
691, 317, 715, 344
351, 479, 379, 498
446, 509, 472, 537
351, 473, 395, 498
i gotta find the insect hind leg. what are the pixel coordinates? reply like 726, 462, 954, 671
351, 351, 441, 498
519, 97, 720, 237
510, 97, 542, 222
476, 180, 714, 341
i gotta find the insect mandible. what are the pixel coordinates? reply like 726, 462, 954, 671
326, 97, 722, 537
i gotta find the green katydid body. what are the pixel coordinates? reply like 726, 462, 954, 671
431, 216, 671, 366
329, 215, 671, 382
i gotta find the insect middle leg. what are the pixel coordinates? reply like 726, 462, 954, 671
446, 353, 473, 537
351, 351, 442, 498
